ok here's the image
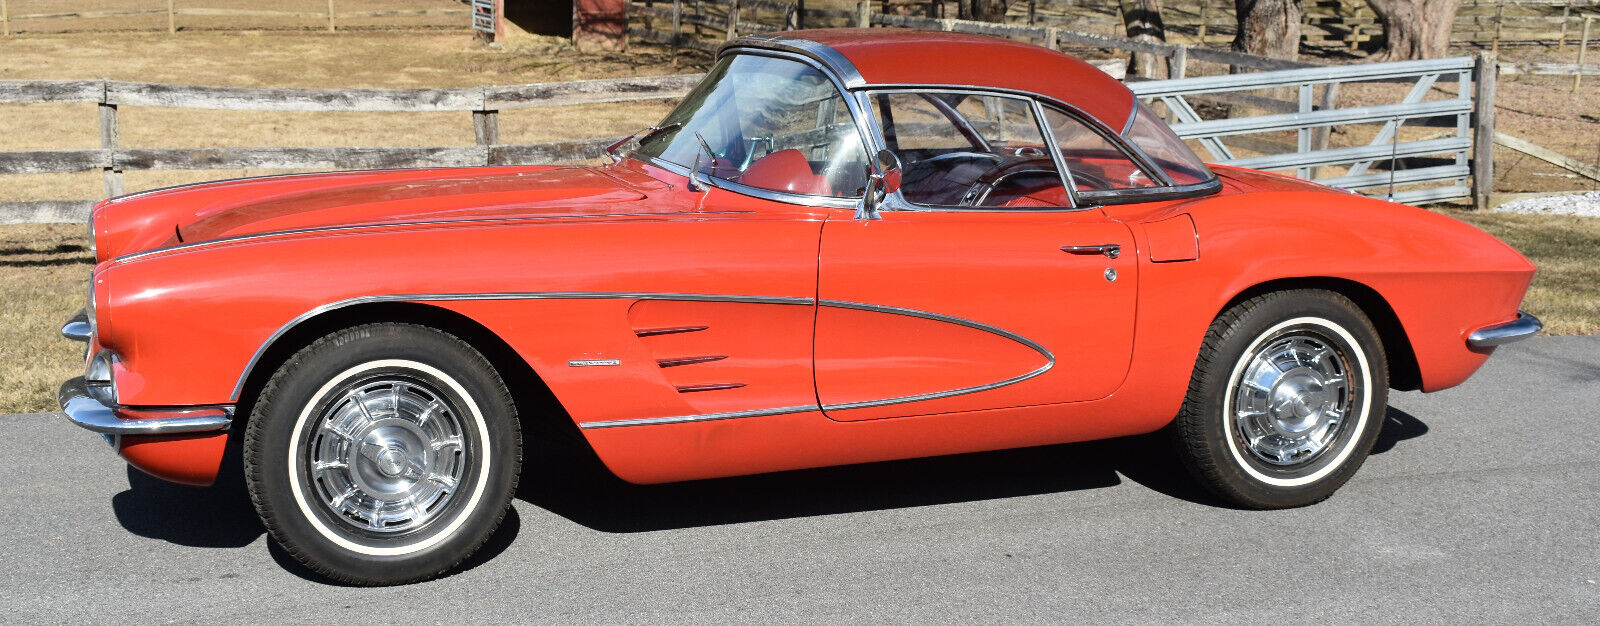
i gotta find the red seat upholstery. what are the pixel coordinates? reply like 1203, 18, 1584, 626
738, 149, 832, 196
999, 185, 1071, 208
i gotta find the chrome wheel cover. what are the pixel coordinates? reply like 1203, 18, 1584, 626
303, 377, 469, 537
1230, 329, 1357, 468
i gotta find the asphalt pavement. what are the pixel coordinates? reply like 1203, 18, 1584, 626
2, 336, 1596, 623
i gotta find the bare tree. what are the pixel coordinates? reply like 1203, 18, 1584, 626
1119, 0, 1169, 78
1366, 0, 1461, 60
1234, 0, 1302, 60
961, 0, 1007, 22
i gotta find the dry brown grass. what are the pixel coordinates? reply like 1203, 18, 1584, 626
1447, 210, 1600, 337
0, 224, 93, 414
0, 28, 701, 203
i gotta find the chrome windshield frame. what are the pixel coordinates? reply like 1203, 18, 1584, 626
629, 47, 880, 210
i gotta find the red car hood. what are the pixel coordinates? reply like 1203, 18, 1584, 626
92, 164, 664, 262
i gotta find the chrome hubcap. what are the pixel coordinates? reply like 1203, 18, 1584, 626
306, 378, 468, 536
1232, 333, 1355, 467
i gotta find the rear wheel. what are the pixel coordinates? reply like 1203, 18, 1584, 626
1174, 290, 1388, 509
244, 323, 521, 585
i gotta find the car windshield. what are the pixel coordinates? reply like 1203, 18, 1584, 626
635, 54, 870, 199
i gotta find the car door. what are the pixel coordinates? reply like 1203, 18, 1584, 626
813, 208, 1137, 422
813, 89, 1139, 422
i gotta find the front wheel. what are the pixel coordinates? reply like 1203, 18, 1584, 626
1173, 290, 1388, 509
244, 323, 521, 585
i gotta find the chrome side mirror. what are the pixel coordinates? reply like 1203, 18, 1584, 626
689, 132, 716, 193
857, 149, 902, 220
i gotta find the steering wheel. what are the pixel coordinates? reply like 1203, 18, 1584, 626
901, 151, 1004, 190
958, 156, 1066, 206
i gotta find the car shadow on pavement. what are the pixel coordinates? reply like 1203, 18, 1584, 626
105, 406, 1430, 580
520, 406, 1433, 533
111, 462, 262, 549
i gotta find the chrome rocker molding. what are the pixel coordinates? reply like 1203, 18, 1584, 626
61, 308, 91, 342
58, 376, 233, 436
1467, 311, 1543, 348
234, 291, 1056, 430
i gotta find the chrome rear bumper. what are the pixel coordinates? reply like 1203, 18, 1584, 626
1467, 311, 1543, 348
58, 376, 233, 436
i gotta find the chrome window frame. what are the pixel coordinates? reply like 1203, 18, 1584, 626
853, 86, 1085, 212
626, 47, 880, 210
856, 84, 1221, 208
637, 35, 1220, 212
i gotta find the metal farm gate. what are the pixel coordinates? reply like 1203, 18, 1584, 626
1129, 56, 1492, 206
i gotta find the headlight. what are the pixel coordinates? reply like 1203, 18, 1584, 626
85, 349, 118, 406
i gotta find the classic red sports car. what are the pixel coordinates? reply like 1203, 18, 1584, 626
58, 29, 1539, 585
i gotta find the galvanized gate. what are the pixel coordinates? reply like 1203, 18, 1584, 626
1128, 56, 1493, 206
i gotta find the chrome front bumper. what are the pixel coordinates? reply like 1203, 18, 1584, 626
58, 307, 233, 436
61, 308, 90, 342
58, 377, 233, 436
1467, 311, 1544, 349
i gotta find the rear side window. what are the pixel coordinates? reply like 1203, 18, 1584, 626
1041, 107, 1160, 192
1122, 102, 1215, 186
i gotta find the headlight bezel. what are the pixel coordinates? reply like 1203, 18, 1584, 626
85, 349, 119, 407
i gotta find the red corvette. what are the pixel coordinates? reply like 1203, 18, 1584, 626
58, 29, 1539, 584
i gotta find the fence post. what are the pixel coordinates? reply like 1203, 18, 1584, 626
1297, 82, 1313, 179
728, 0, 739, 40
99, 97, 124, 198
1046, 26, 1058, 50
327, 0, 336, 32
1028, 0, 1036, 26
1560, 1, 1572, 51
1491, 0, 1503, 55
1472, 51, 1497, 210
2, 0, 9, 38
1169, 46, 1187, 80
1197, 0, 1208, 44
167, 0, 176, 34
786, 4, 798, 30
671, 0, 681, 54
473, 110, 500, 146
797, 0, 806, 29
857, 1, 871, 28
1580, 17, 1595, 92
1309, 83, 1338, 180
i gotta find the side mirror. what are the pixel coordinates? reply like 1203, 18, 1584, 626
857, 149, 902, 220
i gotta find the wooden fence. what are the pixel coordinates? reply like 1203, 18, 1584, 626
628, 0, 1600, 53
0, 74, 703, 222
0, 1, 470, 35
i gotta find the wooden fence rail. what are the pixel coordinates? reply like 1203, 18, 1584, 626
0, 1, 469, 35
0, 74, 704, 221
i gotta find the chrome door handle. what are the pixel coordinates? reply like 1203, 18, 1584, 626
1060, 244, 1121, 259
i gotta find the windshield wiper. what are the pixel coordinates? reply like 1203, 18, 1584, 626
604, 122, 683, 161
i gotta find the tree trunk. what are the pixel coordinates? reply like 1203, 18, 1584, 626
1119, 0, 1168, 78
1234, 0, 1302, 60
1367, 0, 1460, 60
969, 0, 1006, 22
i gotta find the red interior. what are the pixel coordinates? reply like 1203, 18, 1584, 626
737, 149, 833, 196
